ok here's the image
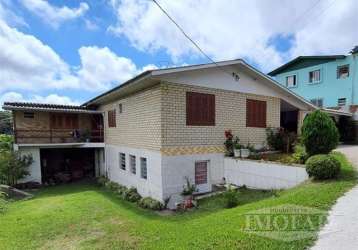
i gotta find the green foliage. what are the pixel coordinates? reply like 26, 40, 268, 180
292, 144, 309, 164
138, 197, 163, 210
301, 110, 339, 156
266, 128, 284, 150
306, 154, 341, 180
0, 134, 13, 152
181, 176, 196, 196
0, 151, 32, 186
223, 185, 239, 208
122, 187, 141, 202
0, 192, 7, 214
96, 176, 108, 187
105, 181, 121, 191
224, 130, 234, 156
0, 111, 13, 135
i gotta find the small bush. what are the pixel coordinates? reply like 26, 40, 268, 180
123, 187, 141, 202
105, 181, 121, 191
96, 176, 108, 187
117, 185, 128, 196
138, 197, 163, 210
292, 144, 308, 164
306, 154, 341, 180
223, 186, 239, 208
301, 110, 339, 156
266, 128, 284, 150
0, 191, 7, 214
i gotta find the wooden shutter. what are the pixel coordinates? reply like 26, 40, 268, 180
108, 110, 116, 127
246, 99, 267, 128
186, 92, 215, 126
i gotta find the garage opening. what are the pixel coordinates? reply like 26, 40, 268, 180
280, 100, 299, 133
40, 148, 95, 184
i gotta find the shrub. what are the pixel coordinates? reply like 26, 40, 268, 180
117, 185, 128, 196
0, 151, 32, 186
301, 110, 339, 156
123, 187, 141, 202
0, 191, 7, 214
306, 154, 341, 180
223, 186, 239, 208
96, 176, 108, 187
266, 128, 284, 150
292, 144, 308, 164
138, 197, 163, 210
224, 130, 234, 156
105, 181, 121, 191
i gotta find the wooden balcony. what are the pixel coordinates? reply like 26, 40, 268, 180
15, 129, 104, 144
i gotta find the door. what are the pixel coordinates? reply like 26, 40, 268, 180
195, 161, 210, 193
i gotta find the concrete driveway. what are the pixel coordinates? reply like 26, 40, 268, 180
311, 145, 358, 250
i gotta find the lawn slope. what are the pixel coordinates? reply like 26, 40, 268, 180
0, 152, 356, 250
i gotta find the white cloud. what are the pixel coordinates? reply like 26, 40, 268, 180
84, 19, 99, 31
77, 46, 139, 90
0, 17, 156, 93
0, 92, 80, 106
0, 0, 28, 27
109, 0, 358, 72
20, 0, 89, 28
0, 19, 80, 92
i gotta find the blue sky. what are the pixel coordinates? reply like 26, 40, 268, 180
0, 0, 357, 106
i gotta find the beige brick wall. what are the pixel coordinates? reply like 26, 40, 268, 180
99, 84, 162, 151
161, 82, 280, 151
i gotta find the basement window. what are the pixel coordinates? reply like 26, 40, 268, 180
23, 112, 34, 119
140, 157, 147, 180
119, 153, 126, 170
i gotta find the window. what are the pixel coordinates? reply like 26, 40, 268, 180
119, 153, 126, 170
108, 110, 116, 127
337, 65, 349, 79
186, 92, 215, 126
23, 112, 34, 119
310, 98, 323, 108
118, 103, 123, 114
130, 155, 136, 174
140, 157, 147, 179
50, 114, 78, 129
338, 98, 346, 107
309, 70, 320, 83
286, 75, 297, 88
246, 99, 267, 128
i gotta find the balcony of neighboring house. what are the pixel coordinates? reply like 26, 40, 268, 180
3, 102, 104, 146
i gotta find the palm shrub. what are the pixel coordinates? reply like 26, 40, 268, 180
301, 110, 339, 156
223, 185, 239, 208
306, 154, 341, 180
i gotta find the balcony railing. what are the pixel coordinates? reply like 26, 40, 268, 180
15, 129, 104, 144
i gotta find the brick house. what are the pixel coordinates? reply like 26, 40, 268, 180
3, 59, 350, 207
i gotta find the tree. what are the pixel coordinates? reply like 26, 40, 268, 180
301, 110, 339, 156
0, 111, 13, 135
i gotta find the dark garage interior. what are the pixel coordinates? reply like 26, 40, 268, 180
40, 148, 95, 184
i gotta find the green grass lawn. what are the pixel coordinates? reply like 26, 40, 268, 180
0, 152, 356, 250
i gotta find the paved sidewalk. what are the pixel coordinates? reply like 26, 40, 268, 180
311, 145, 358, 250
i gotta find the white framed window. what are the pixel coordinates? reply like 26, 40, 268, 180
337, 65, 349, 79
140, 157, 147, 179
23, 112, 34, 118
310, 98, 323, 108
286, 75, 297, 88
119, 153, 126, 170
309, 70, 320, 83
338, 98, 346, 107
118, 103, 123, 114
129, 155, 136, 174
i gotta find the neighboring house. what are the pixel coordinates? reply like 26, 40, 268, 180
3, 59, 350, 208
268, 46, 358, 115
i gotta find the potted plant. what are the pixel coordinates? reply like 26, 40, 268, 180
234, 139, 251, 158
181, 177, 196, 209
80, 129, 91, 142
